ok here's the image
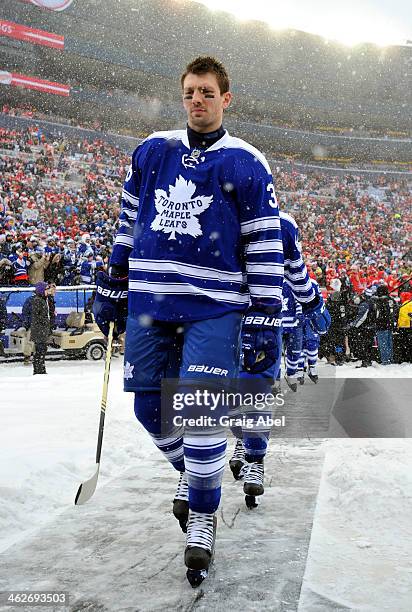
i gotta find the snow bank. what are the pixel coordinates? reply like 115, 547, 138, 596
299, 438, 412, 611
0, 360, 154, 553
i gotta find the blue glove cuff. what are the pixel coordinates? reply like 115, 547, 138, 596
93, 271, 128, 337
242, 308, 282, 374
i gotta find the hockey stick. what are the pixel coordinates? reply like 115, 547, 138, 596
389, 276, 412, 295
75, 321, 115, 505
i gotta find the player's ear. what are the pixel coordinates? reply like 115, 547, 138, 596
222, 91, 232, 109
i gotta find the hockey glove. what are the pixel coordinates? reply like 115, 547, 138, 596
296, 311, 305, 326
242, 308, 282, 374
92, 270, 128, 337
302, 295, 331, 335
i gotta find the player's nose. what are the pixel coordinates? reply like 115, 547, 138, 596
192, 89, 203, 104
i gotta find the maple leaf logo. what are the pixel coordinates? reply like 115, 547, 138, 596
124, 361, 134, 380
151, 175, 213, 240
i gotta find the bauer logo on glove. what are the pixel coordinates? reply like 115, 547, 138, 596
244, 315, 282, 327
96, 286, 129, 300
93, 271, 128, 338
241, 307, 282, 374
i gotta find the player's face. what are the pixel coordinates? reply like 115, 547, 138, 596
182, 72, 232, 133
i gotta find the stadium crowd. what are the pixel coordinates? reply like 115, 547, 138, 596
1, 124, 411, 363
0, 125, 128, 286
275, 169, 411, 292
2, 103, 104, 132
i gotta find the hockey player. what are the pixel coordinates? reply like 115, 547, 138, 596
229, 211, 330, 504
297, 280, 322, 384
298, 319, 321, 383
230, 277, 304, 508
281, 282, 304, 392
92, 57, 284, 586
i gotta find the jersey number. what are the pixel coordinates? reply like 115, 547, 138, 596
267, 183, 278, 209
125, 165, 133, 182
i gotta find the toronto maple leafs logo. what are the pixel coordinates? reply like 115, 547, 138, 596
151, 176, 213, 240
182, 149, 205, 169
282, 297, 289, 311
124, 361, 134, 380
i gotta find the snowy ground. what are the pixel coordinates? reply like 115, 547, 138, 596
299, 438, 412, 612
0, 359, 412, 611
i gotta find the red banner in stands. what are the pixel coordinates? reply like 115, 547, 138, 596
0, 71, 70, 96
0, 20, 64, 49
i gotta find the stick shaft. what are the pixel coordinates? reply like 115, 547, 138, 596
74, 322, 115, 505
95, 321, 114, 464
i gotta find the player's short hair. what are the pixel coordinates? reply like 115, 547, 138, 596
180, 56, 230, 94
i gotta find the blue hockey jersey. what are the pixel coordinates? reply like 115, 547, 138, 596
110, 129, 284, 321
279, 210, 317, 328
280, 211, 314, 304
281, 282, 303, 328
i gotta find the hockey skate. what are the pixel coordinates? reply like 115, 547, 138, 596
308, 367, 318, 383
272, 380, 281, 395
229, 438, 247, 480
173, 472, 189, 533
243, 459, 264, 509
185, 511, 217, 587
297, 369, 305, 385
284, 373, 298, 392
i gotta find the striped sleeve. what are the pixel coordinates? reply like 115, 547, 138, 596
239, 158, 284, 309
110, 149, 141, 269
280, 212, 315, 304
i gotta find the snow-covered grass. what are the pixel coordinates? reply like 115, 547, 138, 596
0, 359, 154, 553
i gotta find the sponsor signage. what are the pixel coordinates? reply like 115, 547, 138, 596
0, 70, 70, 96
0, 20, 64, 49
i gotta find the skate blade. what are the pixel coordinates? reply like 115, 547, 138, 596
186, 568, 208, 588
245, 494, 260, 509
185, 516, 217, 587
284, 377, 298, 392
